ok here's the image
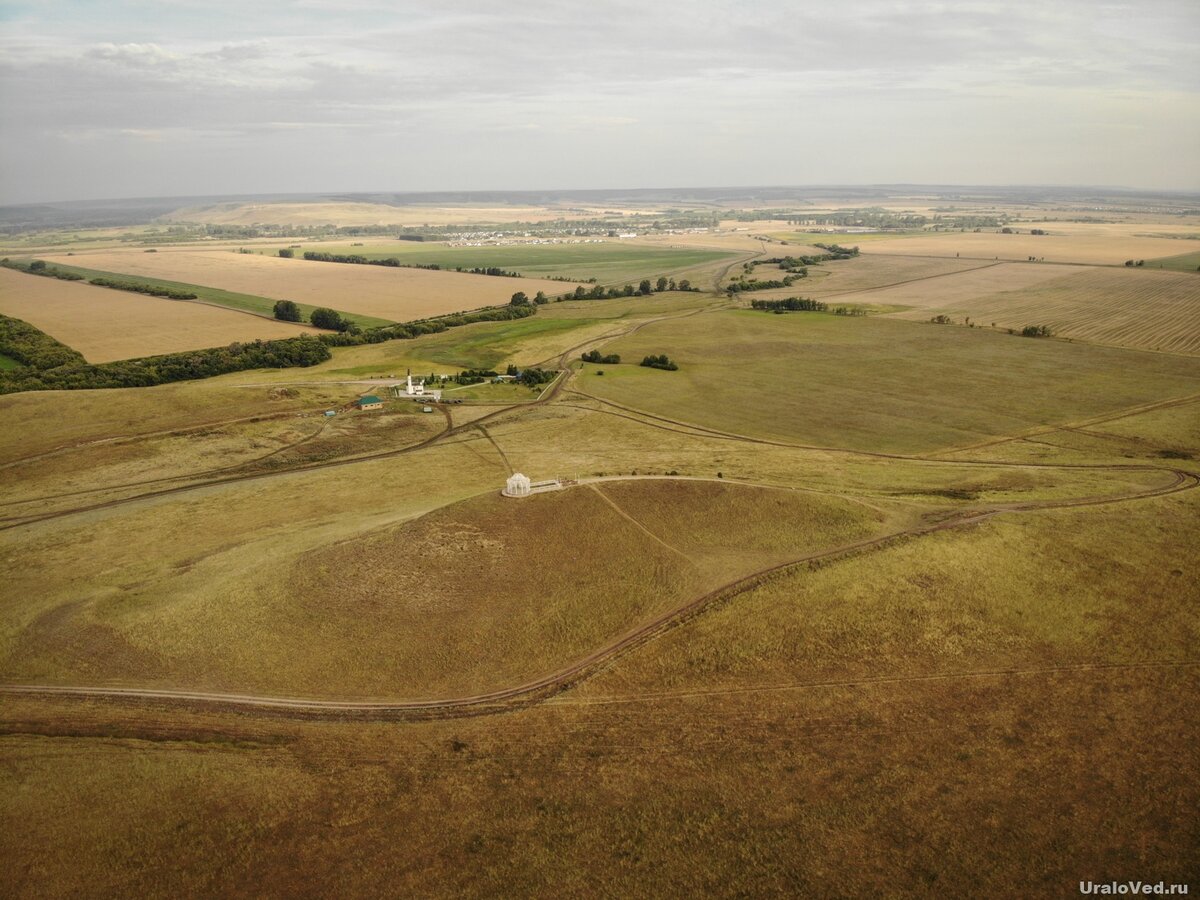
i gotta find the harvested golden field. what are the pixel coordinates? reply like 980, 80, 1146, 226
861, 229, 1200, 265
167, 201, 611, 227
0, 267, 318, 363
890, 267, 1200, 354
797, 255, 989, 296
41, 248, 585, 322
794, 260, 1079, 307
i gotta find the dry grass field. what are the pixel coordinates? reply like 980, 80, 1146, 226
0, 481, 890, 698
889, 267, 1200, 354
4, 206, 1200, 897
859, 229, 1200, 265
0, 268, 319, 363
575, 310, 1200, 453
40, 249, 586, 322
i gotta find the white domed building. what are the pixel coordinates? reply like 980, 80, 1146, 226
503, 473, 532, 497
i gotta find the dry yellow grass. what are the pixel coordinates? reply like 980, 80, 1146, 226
0, 267, 318, 363
889, 267, 1200, 354
41, 249, 585, 321
861, 229, 1200, 265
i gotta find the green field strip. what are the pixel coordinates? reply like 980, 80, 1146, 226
1144, 249, 1200, 273
31, 261, 396, 329
0, 352, 23, 370
273, 242, 738, 284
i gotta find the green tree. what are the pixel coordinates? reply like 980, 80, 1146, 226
638, 279, 653, 295
273, 299, 302, 322
310, 307, 351, 331
277, 248, 294, 258
509, 291, 530, 306
656, 276, 669, 292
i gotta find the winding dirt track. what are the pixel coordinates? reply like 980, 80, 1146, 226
3, 466, 1195, 721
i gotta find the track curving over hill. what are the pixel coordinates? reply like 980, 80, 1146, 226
2, 466, 1195, 722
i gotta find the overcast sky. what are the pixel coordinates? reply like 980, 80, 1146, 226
1, 0, 1197, 204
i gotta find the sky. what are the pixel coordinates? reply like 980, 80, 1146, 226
1, 0, 1197, 204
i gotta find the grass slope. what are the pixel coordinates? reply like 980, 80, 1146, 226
2, 492, 1195, 896
0, 480, 885, 697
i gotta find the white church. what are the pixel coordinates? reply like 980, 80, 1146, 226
397, 369, 441, 401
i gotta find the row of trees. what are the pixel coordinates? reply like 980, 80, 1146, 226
750, 297, 827, 312
727, 274, 804, 294
1020, 325, 1054, 337
3, 259, 84, 281
559, 277, 695, 302
4, 258, 198, 299
87, 277, 198, 300
298, 250, 527, 279
582, 350, 621, 364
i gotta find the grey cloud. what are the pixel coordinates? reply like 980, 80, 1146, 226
0, 0, 1197, 202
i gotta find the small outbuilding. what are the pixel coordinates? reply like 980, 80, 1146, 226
357, 395, 383, 411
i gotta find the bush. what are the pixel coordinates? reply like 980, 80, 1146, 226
278, 248, 294, 258
640, 354, 678, 371
1020, 325, 1053, 338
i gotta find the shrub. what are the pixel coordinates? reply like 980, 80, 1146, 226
640, 354, 678, 371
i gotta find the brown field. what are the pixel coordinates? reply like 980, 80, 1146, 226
164, 201, 652, 227
889, 267, 1200, 354
0, 267, 319, 363
860, 229, 1200, 265
41, 249, 586, 321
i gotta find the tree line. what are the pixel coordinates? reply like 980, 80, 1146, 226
2, 258, 84, 281
581, 350, 621, 364
750, 297, 827, 311
3, 258, 198, 299
559, 277, 696, 302
1, 301, 539, 394
299, 251, 524, 278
